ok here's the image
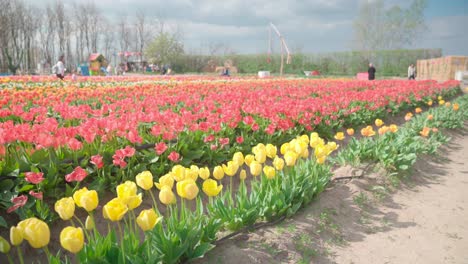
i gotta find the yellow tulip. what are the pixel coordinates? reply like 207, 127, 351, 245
299, 134, 309, 144
159, 185, 176, 205
60, 226, 84, 254
136, 171, 154, 190
85, 216, 94, 230
198, 167, 210, 180
254, 148, 267, 163
10, 226, 23, 246
427, 100, 433, 106
326, 142, 338, 155
252, 143, 266, 155
389, 124, 398, 133
293, 139, 308, 156
116, 181, 137, 200
280, 142, 290, 155
309, 136, 324, 148
378, 126, 389, 135
176, 179, 199, 200
265, 144, 277, 159
184, 167, 198, 181
55, 197, 75, 220
273, 156, 285, 171
310, 132, 319, 138
222, 161, 239, 177
316, 156, 327, 164
154, 173, 175, 190
314, 144, 327, 159
202, 179, 223, 197
0, 236, 10, 253
334, 132, 345, 141
125, 193, 143, 210
249, 160, 262, 177
103, 198, 128, 222
171, 165, 186, 181
17, 218, 50, 248
184, 166, 199, 181
239, 169, 247, 181
136, 209, 161, 231
232, 152, 244, 166
244, 154, 255, 166
213, 165, 224, 180
375, 119, 384, 127
263, 166, 276, 180
73, 188, 98, 212
300, 148, 309, 159
438, 100, 445, 105
284, 151, 298, 167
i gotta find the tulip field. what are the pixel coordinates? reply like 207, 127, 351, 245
0, 75, 466, 263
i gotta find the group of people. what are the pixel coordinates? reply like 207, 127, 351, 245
52, 55, 417, 81
367, 63, 417, 81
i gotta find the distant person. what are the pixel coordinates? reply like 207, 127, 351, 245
408, 64, 416, 80
106, 64, 112, 76
53, 55, 66, 80
368, 63, 376, 80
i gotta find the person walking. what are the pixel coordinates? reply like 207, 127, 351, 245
53, 55, 66, 80
368, 63, 376, 80
408, 64, 416, 80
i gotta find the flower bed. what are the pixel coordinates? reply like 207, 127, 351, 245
0, 76, 463, 263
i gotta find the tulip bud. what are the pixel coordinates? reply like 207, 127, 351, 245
136, 171, 154, 190
0, 236, 10, 253
273, 156, 285, 171
232, 152, 244, 166
249, 161, 262, 177
213, 166, 224, 180
239, 169, 247, 181
159, 185, 176, 205
265, 144, 277, 159
85, 216, 94, 230
60, 226, 84, 254
136, 209, 161, 232
55, 197, 75, 220
10, 226, 23, 246
263, 166, 276, 180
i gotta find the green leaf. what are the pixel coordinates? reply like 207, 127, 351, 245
190, 243, 215, 259
18, 184, 35, 192
0, 216, 7, 228
0, 179, 15, 191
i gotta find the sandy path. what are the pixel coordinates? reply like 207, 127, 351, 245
331, 130, 468, 263
195, 127, 468, 264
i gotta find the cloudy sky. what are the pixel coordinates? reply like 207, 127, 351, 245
29, 0, 468, 55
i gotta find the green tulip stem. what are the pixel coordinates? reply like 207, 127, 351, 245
89, 212, 99, 240
16, 246, 25, 264
130, 210, 138, 235
6, 253, 14, 264
43, 246, 51, 264
73, 215, 85, 229
117, 221, 126, 264
229, 177, 233, 204
181, 198, 186, 221
148, 190, 160, 214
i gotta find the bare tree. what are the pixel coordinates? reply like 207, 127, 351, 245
353, 0, 427, 53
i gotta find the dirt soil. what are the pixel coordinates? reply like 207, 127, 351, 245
193, 127, 468, 264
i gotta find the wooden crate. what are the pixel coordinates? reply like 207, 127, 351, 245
417, 56, 468, 81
